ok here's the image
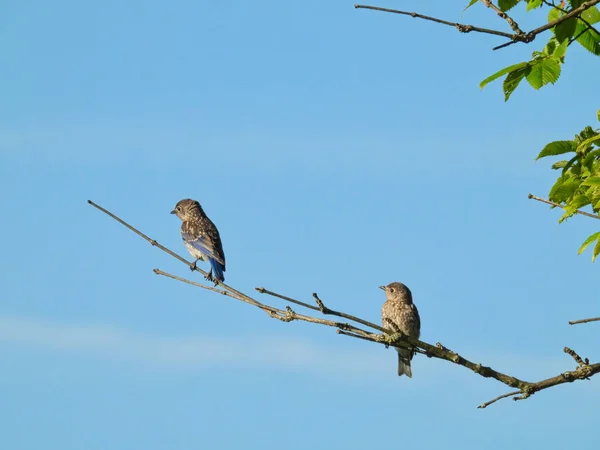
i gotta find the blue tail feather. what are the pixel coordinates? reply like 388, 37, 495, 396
209, 257, 225, 282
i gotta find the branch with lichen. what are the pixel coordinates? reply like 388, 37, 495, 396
88, 199, 600, 408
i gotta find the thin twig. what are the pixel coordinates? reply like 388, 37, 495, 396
151, 269, 377, 338
478, 390, 521, 409
569, 316, 600, 325
354, 4, 515, 39
481, 0, 524, 35
528, 193, 600, 220
256, 287, 386, 332
154, 269, 230, 296
255, 287, 321, 312
313, 292, 386, 332
564, 347, 588, 367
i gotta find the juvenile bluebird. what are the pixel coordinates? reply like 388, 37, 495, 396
380, 282, 421, 378
171, 199, 226, 284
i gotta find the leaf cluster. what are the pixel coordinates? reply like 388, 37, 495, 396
476, 1, 600, 100
536, 111, 600, 260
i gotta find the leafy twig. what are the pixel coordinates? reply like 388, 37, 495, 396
355, 0, 600, 51
527, 193, 600, 220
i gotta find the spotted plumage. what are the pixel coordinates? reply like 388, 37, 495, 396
380, 281, 421, 378
171, 198, 226, 284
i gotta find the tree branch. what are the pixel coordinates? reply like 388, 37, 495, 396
355, 0, 600, 51
89, 199, 600, 408
542, 0, 600, 38
256, 287, 386, 332
527, 193, 600, 220
569, 316, 600, 325
481, 0, 524, 35
353, 4, 515, 39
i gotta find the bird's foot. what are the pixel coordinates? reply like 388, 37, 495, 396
189, 260, 198, 271
204, 269, 215, 284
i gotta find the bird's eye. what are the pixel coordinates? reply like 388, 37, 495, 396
176, 206, 181, 211
389, 288, 395, 293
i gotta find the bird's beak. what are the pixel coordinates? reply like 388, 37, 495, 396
378, 285, 385, 291
170, 210, 176, 214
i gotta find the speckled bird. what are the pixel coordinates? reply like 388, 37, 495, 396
171, 198, 226, 284
380, 281, 421, 378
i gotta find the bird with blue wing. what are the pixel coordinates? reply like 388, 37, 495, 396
171, 199, 226, 284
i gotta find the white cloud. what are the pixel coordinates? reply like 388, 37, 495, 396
0, 315, 389, 375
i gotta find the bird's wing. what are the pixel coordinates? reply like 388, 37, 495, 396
382, 317, 401, 333
182, 231, 225, 265
410, 304, 421, 337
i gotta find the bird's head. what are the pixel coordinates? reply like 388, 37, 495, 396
379, 282, 413, 304
171, 198, 202, 220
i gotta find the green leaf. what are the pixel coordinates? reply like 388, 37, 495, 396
578, 126, 598, 142
593, 238, 600, 262
562, 154, 579, 174
561, 194, 591, 222
583, 148, 600, 168
480, 62, 529, 90
526, 57, 561, 89
553, 38, 569, 58
567, 194, 591, 209
581, 6, 600, 24
537, 140, 576, 160
548, 7, 562, 24
552, 160, 569, 169
463, 0, 479, 12
574, 22, 600, 55
598, 109, 600, 122
543, 38, 557, 56
504, 65, 531, 100
549, 178, 580, 203
555, 17, 578, 42
576, 134, 600, 154
578, 231, 600, 255
583, 177, 600, 186
499, 0, 520, 12
527, 0, 542, 11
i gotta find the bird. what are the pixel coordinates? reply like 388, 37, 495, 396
171, 198, 226, 284
380, 281, 421, 378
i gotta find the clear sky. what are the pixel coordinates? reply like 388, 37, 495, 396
1, 1, 599, 449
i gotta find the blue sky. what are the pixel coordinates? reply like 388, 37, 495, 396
1, 1, 599, 449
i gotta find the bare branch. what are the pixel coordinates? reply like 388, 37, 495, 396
527, 193, 600, 220
569, 316, 600, 325
256, 287, 385, 332
157, 269, 379, 336
478, 390, 521, 409
89, 199, 600, 408
353, 4, 515, 39
564, 347, 589, 367
481, 0, 524, 35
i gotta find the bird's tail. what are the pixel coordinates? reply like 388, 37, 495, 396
397, 349, 413, 378
209, 258, 226, 282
